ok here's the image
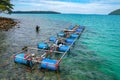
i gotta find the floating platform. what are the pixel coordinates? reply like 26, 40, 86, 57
14, 25, 85, 71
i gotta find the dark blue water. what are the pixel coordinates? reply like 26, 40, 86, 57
0, 14, 120, 80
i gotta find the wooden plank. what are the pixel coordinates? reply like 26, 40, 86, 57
27, 47, 64, 54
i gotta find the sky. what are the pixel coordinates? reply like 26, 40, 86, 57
11, 0, 120, 14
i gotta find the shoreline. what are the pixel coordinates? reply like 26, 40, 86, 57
0, 17, 18, 31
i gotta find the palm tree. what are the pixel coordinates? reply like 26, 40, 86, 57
0, 0, 13, 14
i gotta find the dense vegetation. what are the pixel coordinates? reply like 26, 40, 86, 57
0, 0, 17, 31
0, 0, 13, 14
12, 11, 61, 14
109, 9, 120, 15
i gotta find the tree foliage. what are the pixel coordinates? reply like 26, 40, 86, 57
0, 0, 13, 14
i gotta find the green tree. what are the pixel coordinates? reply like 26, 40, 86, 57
0, 0, 13, 14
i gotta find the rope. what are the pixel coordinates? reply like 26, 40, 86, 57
55, 61, 59, 69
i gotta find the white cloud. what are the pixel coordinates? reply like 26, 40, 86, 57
12, 0, 120, 14
92, 0, 120, 3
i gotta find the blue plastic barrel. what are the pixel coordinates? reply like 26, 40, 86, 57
65, 38, 74, 44
38, 42, 49, 49
70, 33, 79, 38
58, 32, 65, 37
49, 36, 57, 43
14, 53, 28, 65
68, 26, 74, 30
58, 45, 69, 52
76, 28, 82, 33
40, 58, 58, 70
79, 26, 85, 30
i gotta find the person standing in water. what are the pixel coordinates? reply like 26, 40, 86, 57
36, 25, 40, 32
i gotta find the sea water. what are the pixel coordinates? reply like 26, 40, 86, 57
0, 14, 120, 80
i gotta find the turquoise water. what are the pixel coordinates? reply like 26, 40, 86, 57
0, 14, 120, 80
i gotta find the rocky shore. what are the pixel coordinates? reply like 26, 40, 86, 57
0, 17, 18, 31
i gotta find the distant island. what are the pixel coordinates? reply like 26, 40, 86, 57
109, 9, 120, 15
12, 11, 61, 14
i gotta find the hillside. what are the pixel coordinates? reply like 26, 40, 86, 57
12, 11, 61, 14
109, 9, 120, 15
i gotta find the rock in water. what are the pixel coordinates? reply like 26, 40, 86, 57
0, 17, 18, 31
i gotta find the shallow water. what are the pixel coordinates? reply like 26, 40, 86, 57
0, 14, 120, 80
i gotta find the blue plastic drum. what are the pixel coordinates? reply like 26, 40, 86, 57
38, 42, 49, 49
79, 26, 85, 30
49, 36, 57, 43
58, 45, 69, 52
76, 28, 82, 33
65, 38, 74, 44
14, 53, 28, 65
68, 26, 74, 30
40, 58, 58, 70
70, 33, 79, 38
58, 32, 65, 37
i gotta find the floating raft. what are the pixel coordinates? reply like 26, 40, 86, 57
14, 25, 85, 71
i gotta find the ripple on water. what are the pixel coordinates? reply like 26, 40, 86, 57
0, 14, 120, 80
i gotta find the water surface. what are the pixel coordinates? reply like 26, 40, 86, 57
0, 14, 120, 80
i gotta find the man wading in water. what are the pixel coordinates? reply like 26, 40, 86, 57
36, 25, 40, 33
